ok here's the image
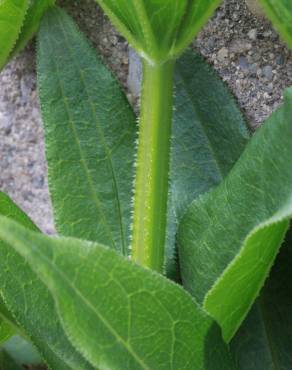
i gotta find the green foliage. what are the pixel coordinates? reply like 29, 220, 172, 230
0, 1, 292, 369
95, 0, 222, 63
0, 321, 14, 347
37, 7, 136, 256
231, 229, 292, 369
0, 217, 234, 370
0, 192, 94, 370
260, 0, 292, 48
0, 349, 23, 370
179, 88, 292, 342
0, 0, 30, 69
166, 50, 249, 276
12, 0, 55, 56
37, 8, 249, 278
0, 0, 55, 71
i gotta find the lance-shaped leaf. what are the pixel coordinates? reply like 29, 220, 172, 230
0, 0, 30, 70
38, 7, 136, 256
11, 0, 55, 57
260, 0, 292, 49
0, 192, 94, 370
0, 217, 235, 370
95, 0, 222, 63
179, 88, 292, 342
231, 228, 292, 369
166, 50, 249, 277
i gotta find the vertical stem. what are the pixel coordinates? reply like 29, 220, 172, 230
131, 59, 175, 273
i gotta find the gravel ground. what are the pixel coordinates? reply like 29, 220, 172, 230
0, 0, 291, 233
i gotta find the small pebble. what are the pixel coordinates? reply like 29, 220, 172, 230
248, 29, 257, 41
217, 47, 229, 61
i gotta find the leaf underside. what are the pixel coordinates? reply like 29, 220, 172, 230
179, 88, 292, 342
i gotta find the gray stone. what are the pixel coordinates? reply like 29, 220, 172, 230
248, 29, 257, 41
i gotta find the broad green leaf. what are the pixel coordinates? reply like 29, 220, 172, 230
95, 0, 222, 62
11, 0, 56, 56
38, 7, 136, 256
179, 88, 292, 342
0, 218, 235, 370
260, 0, 292, 49
0, 192, 94, 370
231, 228, 292, 369
0, 0, 30, 70
166, 50, 249, 277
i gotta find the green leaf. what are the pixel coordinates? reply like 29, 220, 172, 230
0, 297, 18, 333
11, 0, 56, 57
0, 217, 235, 370
171, 0, 222, 58
260, 0, 292, 49
166, 50, 249, 277
0, 321, 14, 347
179, 88, 292, 342
37, 7, 136, 256
231, 228, 292, 369
0, 0, 30, 70
0, 349, 23, 370
0, 192, 94, 370
95, 0, 222, 62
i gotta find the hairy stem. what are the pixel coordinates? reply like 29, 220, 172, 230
131, 59, 175, 273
